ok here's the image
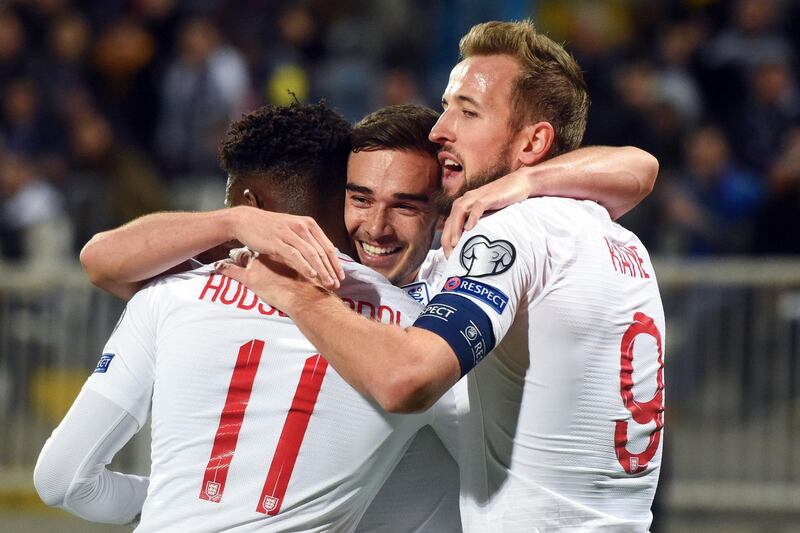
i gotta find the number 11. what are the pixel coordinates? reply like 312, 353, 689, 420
198, 339, 328, 516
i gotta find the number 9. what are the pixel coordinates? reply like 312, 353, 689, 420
615, 312, 665, 475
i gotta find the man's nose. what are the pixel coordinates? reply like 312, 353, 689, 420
429, 110, 454, 144
366, 208, 393, 239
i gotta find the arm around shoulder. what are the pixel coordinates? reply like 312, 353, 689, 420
216, 257, 461, 413
80, 209, 238, 299
525, 145, 659, 220
288, 289, 461, 413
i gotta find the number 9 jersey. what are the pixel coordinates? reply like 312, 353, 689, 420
85, 258, 454, 532
414, 197, 665, 532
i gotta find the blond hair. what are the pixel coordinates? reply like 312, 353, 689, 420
459, 20, 589, 156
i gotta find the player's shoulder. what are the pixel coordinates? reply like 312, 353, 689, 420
507, 197, 609, 223
337, 254, 423, 318
472, 197, 611, 238
135, 263, 216, 303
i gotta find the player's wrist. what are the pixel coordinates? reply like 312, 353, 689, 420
223, 206, 249, 242
516, 165, 541, 198
285, 283, 336, 317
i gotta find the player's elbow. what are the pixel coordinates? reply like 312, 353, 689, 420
79, 234, 110, 287
33, 449, 68, 507
627, 146, 659, 196
376, 368, 439, 414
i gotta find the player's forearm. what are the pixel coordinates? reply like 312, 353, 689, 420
80, 209, 238, 299
528, 146, 658, 219
289, 291, 456, 413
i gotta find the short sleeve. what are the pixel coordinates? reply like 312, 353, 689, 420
413, 207, 546, 375
83, 287, 158, 427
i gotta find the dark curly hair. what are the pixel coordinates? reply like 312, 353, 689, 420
220, 102, 352, 210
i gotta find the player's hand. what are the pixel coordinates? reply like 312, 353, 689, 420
215, 251, 327, 314
441, 169, 532, 256
231, 206, 344, 289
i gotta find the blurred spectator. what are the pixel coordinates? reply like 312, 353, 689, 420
0, 10, 31, 87
156, 16, 251, 175
610, 60, 660, 150
655, 21, 704, 126
1, 77, 68, 182
0, 0, 796, 259
754, 128, 800, 254
0, 150, 72, 266
737, 59, 800, 173
565, 4, 631, 145
314, 15, 378, 121
92, 18, 159, 150
662, 126, 764, 255
701, 0, 792, 122
67, 111, 168, 250
259, 5, 317, 106
43, 11, 93, 106
705, 0, 792, 72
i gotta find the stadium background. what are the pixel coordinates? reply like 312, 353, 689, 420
1, 0, 799, 531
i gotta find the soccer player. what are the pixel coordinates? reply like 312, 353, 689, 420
33, 103, 457, 531
220, 21, 665, 531
70, 99, 656, 531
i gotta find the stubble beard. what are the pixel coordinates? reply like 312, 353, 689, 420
435, 147, 514, 216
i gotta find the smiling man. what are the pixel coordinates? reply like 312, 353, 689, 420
78, 97, 659, 530
345, 105, 441, 287
222, 20, 666, 532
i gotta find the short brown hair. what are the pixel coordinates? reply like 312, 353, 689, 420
459, 20, 589, 157
352, 104, 440, 158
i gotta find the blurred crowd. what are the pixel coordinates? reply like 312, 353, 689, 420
1, 0, 799, 269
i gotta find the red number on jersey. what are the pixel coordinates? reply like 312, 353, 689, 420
199, 340, 328, 515
200, 339, 265, 502
257, 354, 328, 515
614, 312, 665, 475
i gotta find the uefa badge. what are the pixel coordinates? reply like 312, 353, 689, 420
262, 495, 279, 512
464, 324, 479, 341
460, 235, 516, 277
205, 481, 221, 500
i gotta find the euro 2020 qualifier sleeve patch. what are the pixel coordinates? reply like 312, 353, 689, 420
459, 235, 516, 277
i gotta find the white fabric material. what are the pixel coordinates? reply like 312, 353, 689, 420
356, 425, 461, 533
34, 388, 148, 525
83, 258, 460, 532
356, 256, 463, 533
429, 198, 665, 532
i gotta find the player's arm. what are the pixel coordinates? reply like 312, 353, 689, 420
34, 389, 147, 525
80, 206, 344, 300
441, 146, 658, 252
34, 285, 160, 524
217, 257, 461, 413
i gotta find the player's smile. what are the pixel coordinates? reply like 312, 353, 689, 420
355, 238, 406, 271
438, 149, 464, 194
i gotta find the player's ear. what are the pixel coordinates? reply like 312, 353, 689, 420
516, 121, 554, 166
242, 188, 264, 209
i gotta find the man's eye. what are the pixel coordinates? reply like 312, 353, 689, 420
463, 109, 478, 118
350, 196, 369, 205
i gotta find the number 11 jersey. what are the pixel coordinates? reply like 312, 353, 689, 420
85, 259, 440, 532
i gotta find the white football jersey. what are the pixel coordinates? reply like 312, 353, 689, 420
85, 258, 451, 532
414, 198, 665, 532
